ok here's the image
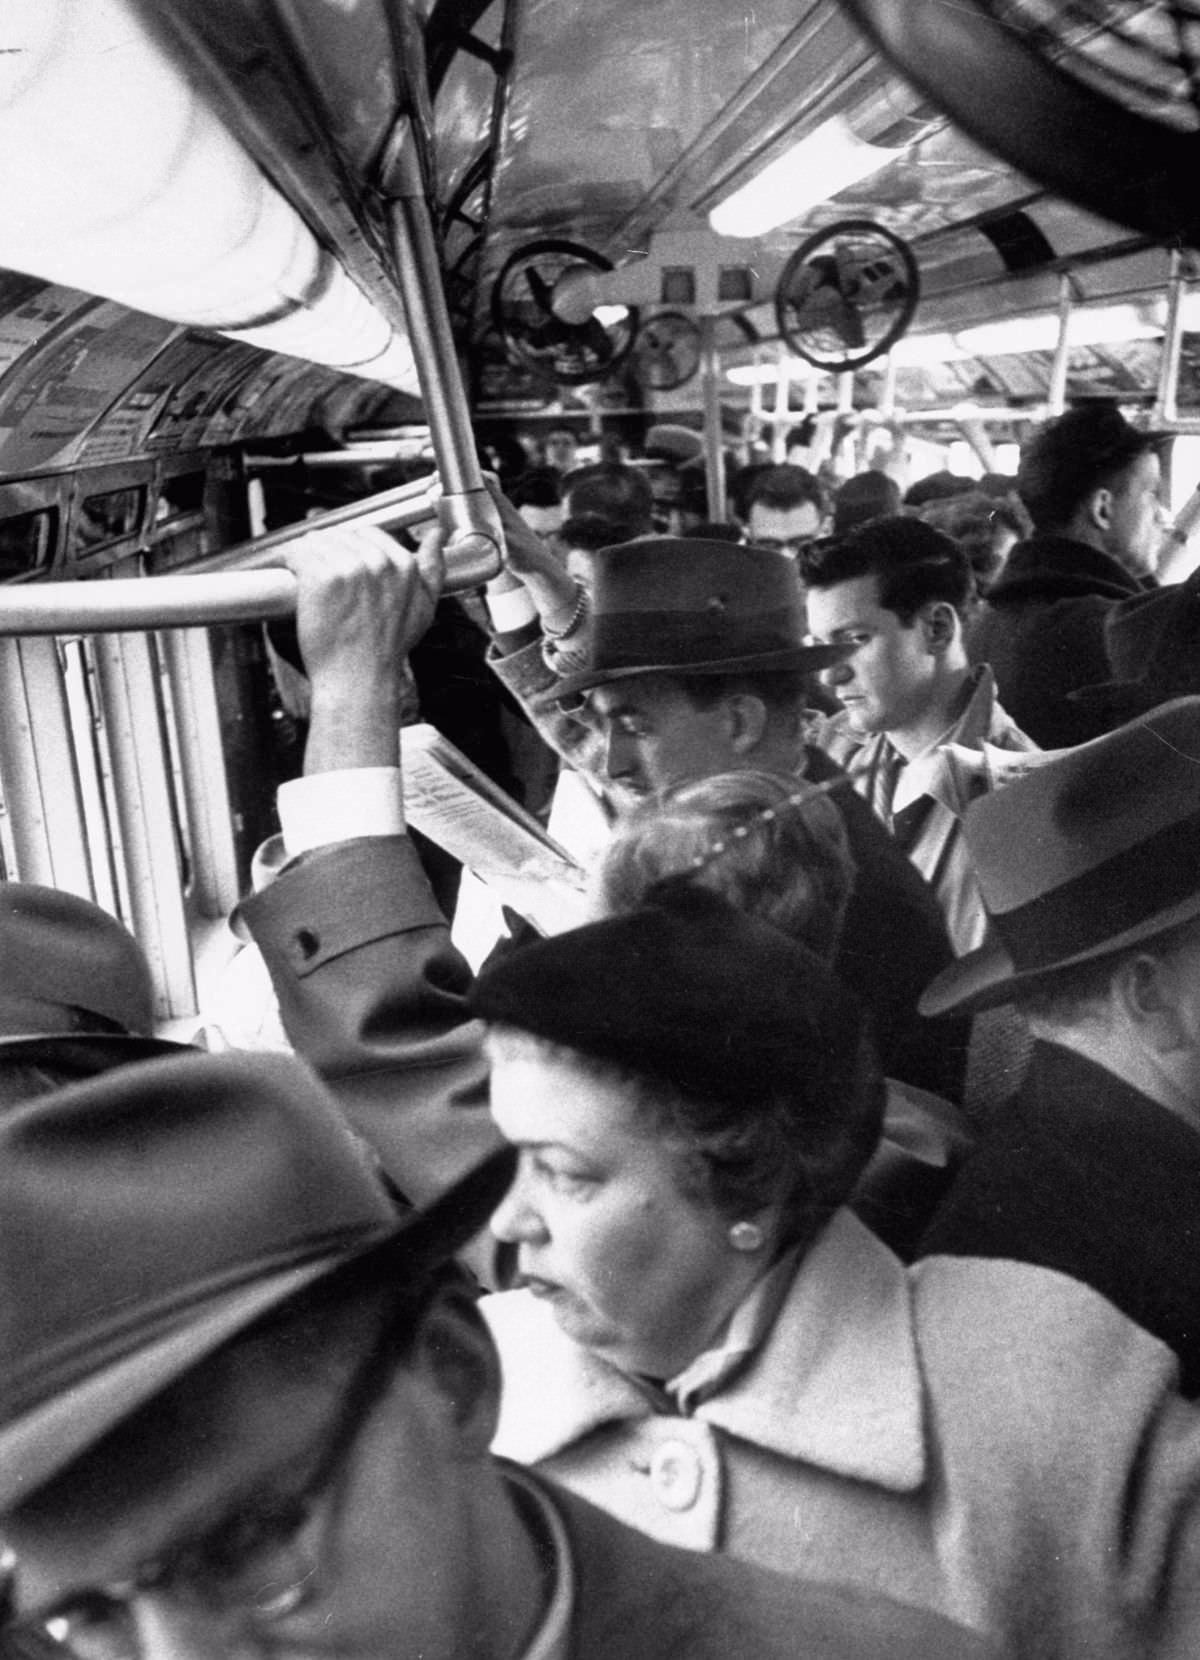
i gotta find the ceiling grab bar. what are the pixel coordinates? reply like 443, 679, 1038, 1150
0, 477, 440, 636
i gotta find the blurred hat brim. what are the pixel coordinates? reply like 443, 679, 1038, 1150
0, 1147, 515, 1510
920, 887, 1200, 1018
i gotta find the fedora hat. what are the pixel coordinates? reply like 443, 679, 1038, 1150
0, 1049, 515, 1510
548, 537, 851, 702
1071, 577, 1200, 717
0, 882, 186, 1058
921, 697, 1200, 1017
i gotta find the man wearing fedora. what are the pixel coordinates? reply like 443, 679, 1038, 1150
0, 880, 190, 1105
968, 404, 1167, 748
918, 697, 1200, 1396
474, 497, 970, 1104
0, 1048, 991, 1660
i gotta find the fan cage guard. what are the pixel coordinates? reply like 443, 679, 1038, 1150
775, 219, 920, 372
985, 0, 1200, 132
490, 238, 640, 387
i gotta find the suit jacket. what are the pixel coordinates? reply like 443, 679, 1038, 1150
239, 835, 503, 1209
968, 535, 1146, 749
488, 1211, 1200, 1660
544, 1471, 997, 1660
919, 1040, 1200, 1395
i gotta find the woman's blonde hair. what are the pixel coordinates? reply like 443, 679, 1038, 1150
595, 770, 856, 962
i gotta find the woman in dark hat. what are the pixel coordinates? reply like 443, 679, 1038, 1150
469, 877, 1200, 1660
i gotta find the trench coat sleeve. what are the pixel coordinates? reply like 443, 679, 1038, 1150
238, 834, 503, 1210
487, 634, 607, 779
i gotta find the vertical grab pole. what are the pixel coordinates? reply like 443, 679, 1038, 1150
378, 116, 502, 587
1153, 247, 1185, 428
700, 314, 727, 523
1047, 272, 1072, 415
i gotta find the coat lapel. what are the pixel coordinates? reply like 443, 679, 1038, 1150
485, 1211, 926, 1492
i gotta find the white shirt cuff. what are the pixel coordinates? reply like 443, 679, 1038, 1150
485, 583, 539, 633
278, 768, 405, 855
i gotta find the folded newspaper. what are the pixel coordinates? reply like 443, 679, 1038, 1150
400, 723, 590, 936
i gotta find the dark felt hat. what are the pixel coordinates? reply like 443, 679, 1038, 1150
469, 883, 864, 1104
548, 537, 851, 701
1070, 577, 1200, 715
0, 882, 186, 1058
921, 697, 1200, 1016
0, 1049, 515, 1509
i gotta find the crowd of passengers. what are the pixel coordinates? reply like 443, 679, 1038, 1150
3, 402, 1200, 1660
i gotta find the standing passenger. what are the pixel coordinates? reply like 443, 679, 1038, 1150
0, 1052, 989, 1660
805, 517, 1036, 955
969, 404, 1166, 746
919, 698, 1200, 1396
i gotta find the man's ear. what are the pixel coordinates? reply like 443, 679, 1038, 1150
1111, 951, 1189, 1056
1088, 485, 1114, 535
723, 692, 769, 754
919, 601, 959, 654
412, 1285, 502, 1456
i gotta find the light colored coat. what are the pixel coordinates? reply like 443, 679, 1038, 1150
485, 1209, 1200, 1660
811, 666, 1036, 954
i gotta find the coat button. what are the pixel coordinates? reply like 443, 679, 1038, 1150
649, 1438, 704, 1511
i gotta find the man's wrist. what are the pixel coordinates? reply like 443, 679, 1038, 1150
279, 767, 406, 854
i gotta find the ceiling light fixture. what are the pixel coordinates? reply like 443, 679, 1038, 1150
707, 116, 903, 239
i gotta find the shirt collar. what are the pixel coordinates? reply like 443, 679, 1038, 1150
485, 1210, 926, 1493
892, 665, 997, 812
504, 1466, 576, 1660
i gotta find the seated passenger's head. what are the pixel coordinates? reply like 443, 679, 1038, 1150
509, 465, 564, 542
595, 770, 855, 962
1016, 404, 1165, 576
743, 464, 827, 559
473, 886, 883, 1379
546, 538, 850, 813
0, 1051, 519, 1660
832, 470, 902, 537
803, 518, 974, 744
0, 881, 186, 1105
913, 488, 1030, 594
921, 698, 1200, 1113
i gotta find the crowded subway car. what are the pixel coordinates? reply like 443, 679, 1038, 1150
4, 4, 1200, 1659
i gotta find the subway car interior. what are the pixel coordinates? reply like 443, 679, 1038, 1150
1, 0, 1198, 1023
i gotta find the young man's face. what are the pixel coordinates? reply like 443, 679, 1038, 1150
4, 1298, 496, 1660
807, 573, 937, 738
746, 499, 822, 559
587, 675, 741, 813
1105, 448, 1165, 576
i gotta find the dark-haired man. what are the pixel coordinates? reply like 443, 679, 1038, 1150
0, 1050, 991, 1660
969, 403, 1167, 746
742, 463, 827, 559
806, 517, 1035, 955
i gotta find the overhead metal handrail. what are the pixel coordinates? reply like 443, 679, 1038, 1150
0, 473, 448, 636
0, 573, 301, 636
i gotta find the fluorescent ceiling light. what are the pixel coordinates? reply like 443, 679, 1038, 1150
0, 0, 419, 391
892, 304, 1162, 367
726, 357, 818, 386
708, 116, 902, 239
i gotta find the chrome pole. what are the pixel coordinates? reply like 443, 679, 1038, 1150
195, 475, 438, 573
379, 116, 504, 588
0, 572, 299, 636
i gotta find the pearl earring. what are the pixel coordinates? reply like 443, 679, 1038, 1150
728, 1220, 764, 1252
